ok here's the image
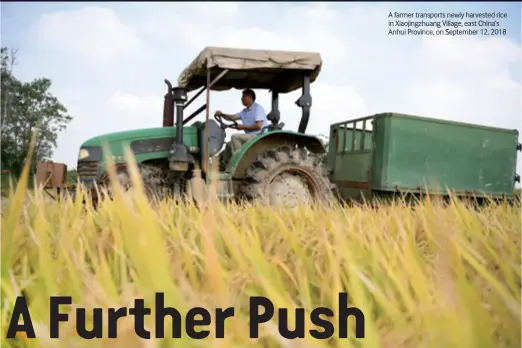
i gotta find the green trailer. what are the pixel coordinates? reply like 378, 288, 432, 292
327, 112, 521, 201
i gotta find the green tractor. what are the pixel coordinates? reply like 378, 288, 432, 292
73, 46, 520, 207
76, 47, 336, 206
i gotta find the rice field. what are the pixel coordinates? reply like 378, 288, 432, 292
1, 159, 521, 348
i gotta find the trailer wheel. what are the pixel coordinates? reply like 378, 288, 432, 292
239, 145, 336, 208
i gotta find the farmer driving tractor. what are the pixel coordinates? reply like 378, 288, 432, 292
215, 89, 269, 161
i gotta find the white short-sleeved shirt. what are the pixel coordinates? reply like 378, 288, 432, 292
235, 102, 269, 134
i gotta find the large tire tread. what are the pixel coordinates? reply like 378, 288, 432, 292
238, 145, 336, 206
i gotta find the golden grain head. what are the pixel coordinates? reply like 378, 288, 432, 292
1, 178, 520, 348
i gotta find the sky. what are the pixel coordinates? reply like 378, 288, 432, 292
1, 1, 521, 179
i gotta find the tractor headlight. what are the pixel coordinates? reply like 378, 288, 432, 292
78, 148, 90, 160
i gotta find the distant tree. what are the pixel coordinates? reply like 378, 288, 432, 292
1, 47, 73, 176
67, 169, 78, 185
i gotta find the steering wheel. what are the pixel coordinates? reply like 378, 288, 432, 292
214, 112, 238, 129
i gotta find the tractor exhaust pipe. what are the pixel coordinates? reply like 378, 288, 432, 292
163, 79, 174, 127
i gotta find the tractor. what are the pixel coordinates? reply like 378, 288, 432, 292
41, 46, 519, 206
75, 47, 335, 206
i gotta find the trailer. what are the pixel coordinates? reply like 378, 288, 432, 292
327, 112, 521, 202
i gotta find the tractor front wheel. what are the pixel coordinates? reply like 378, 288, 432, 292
97, 165, 166, 202
239, 145, 335, 208
98, 169, 132, 201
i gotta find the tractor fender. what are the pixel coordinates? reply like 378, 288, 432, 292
226, 130, 327, 179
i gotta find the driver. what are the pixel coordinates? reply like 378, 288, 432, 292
215, 89, 269, 155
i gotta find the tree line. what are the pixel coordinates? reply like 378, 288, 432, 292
1, 47, 73, 178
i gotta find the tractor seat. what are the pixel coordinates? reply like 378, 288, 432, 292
261, 109, 283, 134
261, 122, 285, 134
267, 109, 280, 125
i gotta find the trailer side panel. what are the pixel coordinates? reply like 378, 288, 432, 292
373, 113, 518, 198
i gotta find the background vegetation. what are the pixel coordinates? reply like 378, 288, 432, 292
1, 47, 72, 179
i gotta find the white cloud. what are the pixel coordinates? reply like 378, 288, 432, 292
132, 2, 521, 131
37, 7, 142, 63
192, 2, 240, 18
107, 91, 162, 118
31, 3, 521, 179
102, 91, 165, 131
402, 35, 521, 128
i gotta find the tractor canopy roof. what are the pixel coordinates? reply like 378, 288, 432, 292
177, 46, 322, 94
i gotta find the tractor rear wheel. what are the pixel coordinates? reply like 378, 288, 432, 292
239, 145, 335, 207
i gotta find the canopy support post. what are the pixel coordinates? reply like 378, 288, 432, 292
296, 71, 311, 134
203, 69, 229, 174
